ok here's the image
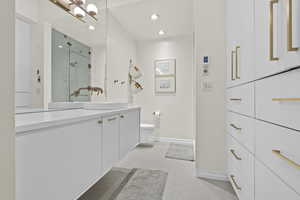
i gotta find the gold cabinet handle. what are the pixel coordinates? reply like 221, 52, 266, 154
230, 175, 242, 191
230, 149, 242, 160
272, 98, 300, 101
235, 46, 241, 79
231, 50, 236, 81
287, 0, 298, 51
108, 117, 117, 122
230, 123, 242, 131
229, 98, 242, 101
98, 120, 103, 124
272, 150, 300, 169
270, 0, 280, 61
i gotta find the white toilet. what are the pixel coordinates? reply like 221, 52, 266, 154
140, 123, 155, 143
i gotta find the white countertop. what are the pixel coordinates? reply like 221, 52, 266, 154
16, 107, 140, 134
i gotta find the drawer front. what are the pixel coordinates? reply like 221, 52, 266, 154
256, 69, 300, 131
227, 83, 254, 117
255, 120, 300, 194
227, 112, 255, 153
227, 135, 254, 200
255, 159, 300, 200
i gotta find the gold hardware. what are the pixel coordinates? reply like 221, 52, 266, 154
230, 149, 242, 160
270, 0, 280, 61
272, 98, 300, 101
272, 150, 300, 169
108, 117, 117, 122
98, 120, 103, 124
287, 0, 298, 51
230, 123, 242, 131
235, 46, 241, 79
229, 98, 242, 101
230, 175, 242, 191
231, 50, 236, 81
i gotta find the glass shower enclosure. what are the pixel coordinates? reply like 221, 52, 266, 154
52, 29, 91, 102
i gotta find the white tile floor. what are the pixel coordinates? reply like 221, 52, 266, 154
116, 142, 238, 200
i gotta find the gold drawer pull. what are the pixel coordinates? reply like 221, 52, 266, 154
230, 123, 242, 131
230, 149, 242, 160
287, 0, 298, 52
272, 150, 300, 170
108, 117, 117, 122
272, 98, 300, 101
230, 98, 242, 101
235, 46, 241, 79
230, 175, 242, 191
231, 50, 236, 81
270, 0, 280, 61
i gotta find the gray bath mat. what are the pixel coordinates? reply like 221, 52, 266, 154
79, 168, 168, 200
165, 143, 195, 161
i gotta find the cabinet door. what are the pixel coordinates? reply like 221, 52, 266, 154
255, 0, 283, 78
16, 119, 102, 200
102, 115, 120, 174
279, 0, 300, 68
226, 0, 239, 87
226, 0, 254, 86
119, 110, 140, 159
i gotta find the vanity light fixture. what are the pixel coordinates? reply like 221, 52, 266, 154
49, 0, 98, 23
158, 30, 165, 35
74, 7, 85, 18
89, 25, 95, 30
87, 4, 98, 16
151, 14, 159, 21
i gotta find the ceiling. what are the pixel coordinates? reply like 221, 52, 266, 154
109, 0, 194, 41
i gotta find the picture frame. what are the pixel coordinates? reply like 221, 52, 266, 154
154, 59, 176, 76
155, 76, 176, 94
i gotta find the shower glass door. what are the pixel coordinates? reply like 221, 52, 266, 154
52, 29, 91, 102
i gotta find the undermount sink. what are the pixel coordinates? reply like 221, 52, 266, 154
83, 102, 129, 110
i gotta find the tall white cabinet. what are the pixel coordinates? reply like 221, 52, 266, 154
226, 0, 300, 199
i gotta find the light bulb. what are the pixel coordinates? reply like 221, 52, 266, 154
74, 7, 85, 18
87, 4, 98, 16
158, 30, 165, 35
89, 25, 95, 30
151, 14, 159, 21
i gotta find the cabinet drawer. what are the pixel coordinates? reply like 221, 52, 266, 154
255, 120, 300, 194
256, 69, 300, 131
227, 112, 255, 153
227, 83, 254, 117
227, 135, 254, 200
255, 159, 300, 200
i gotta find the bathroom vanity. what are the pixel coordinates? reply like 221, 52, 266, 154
15, 107, 140, 200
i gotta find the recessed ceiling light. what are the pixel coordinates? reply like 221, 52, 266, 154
158, 30, 165, 35
151, 14, 160, 21
89, 25, 96, 31
58, 45, 63, 48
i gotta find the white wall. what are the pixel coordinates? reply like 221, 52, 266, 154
16, 0, 39, 23
136, 36, 194, 140
0, 0, 15, 199
194, 0, 227, 179
91, 45, 106, 102
106, 11, 137, 101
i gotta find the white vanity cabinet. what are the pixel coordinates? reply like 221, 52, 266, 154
102, 115, 120, 174
16, 118, 103, 200
119, 110, 140, 160
16, 107, 141, 200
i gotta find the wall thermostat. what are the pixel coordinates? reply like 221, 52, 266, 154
203, 56, 209, 65
202, 56, 209, 76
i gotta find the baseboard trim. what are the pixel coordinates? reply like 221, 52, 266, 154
196, 169, 228, 181
151, 137, 194, 145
